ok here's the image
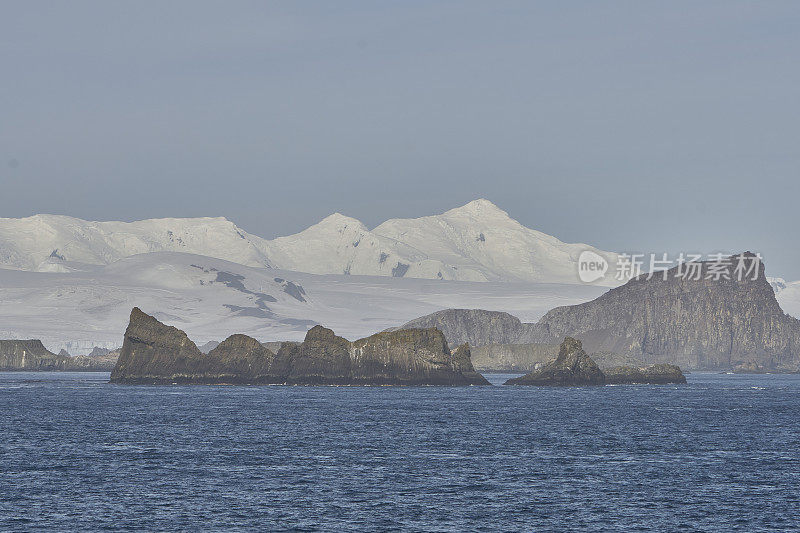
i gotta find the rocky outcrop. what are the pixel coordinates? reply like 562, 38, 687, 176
505, 337, 605, 386
504, 337, 686, 386
0, 339, 116, 371
110, 310, 278, 384
0, 340, 72, 370
111, 308, 489, 386
111, 308, 214, 383
451, 344, 490, 383
538, 253, 800, 371
604, 364, 687, 385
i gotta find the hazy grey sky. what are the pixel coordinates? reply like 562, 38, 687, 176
2, 1, 799, 277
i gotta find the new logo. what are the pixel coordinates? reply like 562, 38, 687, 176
577, 250, 608, 283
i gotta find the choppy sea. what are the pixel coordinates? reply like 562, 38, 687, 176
1, 372, 798, 531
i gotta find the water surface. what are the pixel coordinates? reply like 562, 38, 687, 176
1, 372, 798, 531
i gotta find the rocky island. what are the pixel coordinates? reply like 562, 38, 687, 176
401, 253, 800, 373
110, 308, 490, 385
504, 337, 605, 386
505, 337, 686, 386
0, 339, 117, 371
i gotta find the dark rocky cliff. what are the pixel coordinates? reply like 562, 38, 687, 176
111, 308, 489, 385
538, 253, 800, 371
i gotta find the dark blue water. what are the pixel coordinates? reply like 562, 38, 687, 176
1, 372, 799, 531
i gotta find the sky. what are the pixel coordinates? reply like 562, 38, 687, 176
2, 1, 799, 277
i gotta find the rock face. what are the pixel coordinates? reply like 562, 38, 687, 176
604, 364, 687, 385
538, 253, 800, 372
401, 253, 800, 372
111, 308, 489, 386
470, 343, 559, 372
589, 351, 648, 370
0, 339, 115, 371
505, 337, 605, 386
0, 340, 72, 370
398, 309, 552, 347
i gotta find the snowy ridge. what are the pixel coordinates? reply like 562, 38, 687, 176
0, 214, 273, 272
0, 252, 607, 353
0, 200, 620, 285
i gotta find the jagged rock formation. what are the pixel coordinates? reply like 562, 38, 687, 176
604, 364, 686, 385
505, 337, 605, 386
110, 308, 489, 385
538, 253, 800, 372
0, 339, 115, 371
110, 310, 277, 384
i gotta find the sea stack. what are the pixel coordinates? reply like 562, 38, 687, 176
111, 308, 490, 386
504, 337, 687, 386
504, 337, 605, 386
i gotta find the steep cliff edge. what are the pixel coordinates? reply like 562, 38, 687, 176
111, 308, 489, 385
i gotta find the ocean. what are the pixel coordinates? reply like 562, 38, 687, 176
1, 372, 798, 531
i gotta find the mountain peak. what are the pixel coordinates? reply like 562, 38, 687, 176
444, 199, 510, 219
301, 212, 368, 234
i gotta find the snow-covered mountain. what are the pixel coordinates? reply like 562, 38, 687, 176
0, 214, 273, 272
0, 200, 620, 285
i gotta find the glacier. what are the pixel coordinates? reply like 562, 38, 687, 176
0, 252, 608, 354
